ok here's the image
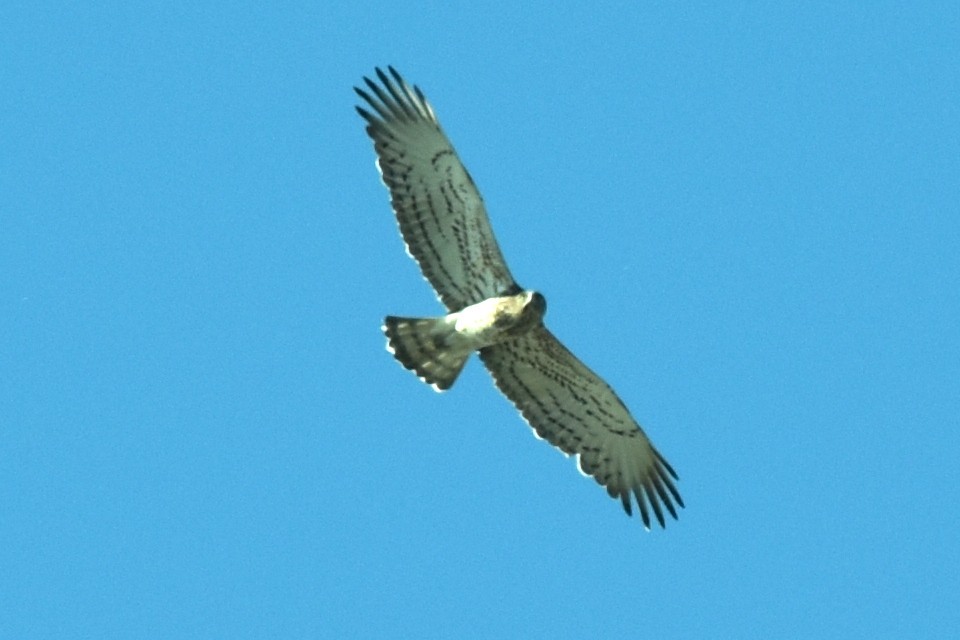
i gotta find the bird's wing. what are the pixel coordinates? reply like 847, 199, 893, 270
480, 326, 683, 528
356, 67, 518, 311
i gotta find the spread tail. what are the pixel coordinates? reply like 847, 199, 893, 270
382, 316, 470, 391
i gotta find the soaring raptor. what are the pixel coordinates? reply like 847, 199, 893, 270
355, 67, 683, 528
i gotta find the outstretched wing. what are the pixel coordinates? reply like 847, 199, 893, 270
479, 326, 684, 529
355, 67, 518, 312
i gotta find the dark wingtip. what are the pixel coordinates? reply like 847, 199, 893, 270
637, 497, 652, 530
645, 485, 666, 528
354, 104, 373, 122
388, 65, 403, 84
375, 66, 391, 87
655, 450, 680, 480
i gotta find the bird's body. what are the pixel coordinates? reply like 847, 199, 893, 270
384, 290, 545, 391
355, 67, 684, 528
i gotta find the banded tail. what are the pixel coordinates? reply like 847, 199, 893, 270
383, 316, 470, 391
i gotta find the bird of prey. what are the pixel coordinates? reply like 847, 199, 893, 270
355, 67, 683, 528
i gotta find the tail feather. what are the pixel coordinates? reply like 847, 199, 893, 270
382, 316, 470, 391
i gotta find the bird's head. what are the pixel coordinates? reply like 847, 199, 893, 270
509, 290, 546, 334
525, 291, 547, 319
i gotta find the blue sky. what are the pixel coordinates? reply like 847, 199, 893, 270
3, 2, 959, 637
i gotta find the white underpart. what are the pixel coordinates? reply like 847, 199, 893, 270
451, 297, 509, 347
